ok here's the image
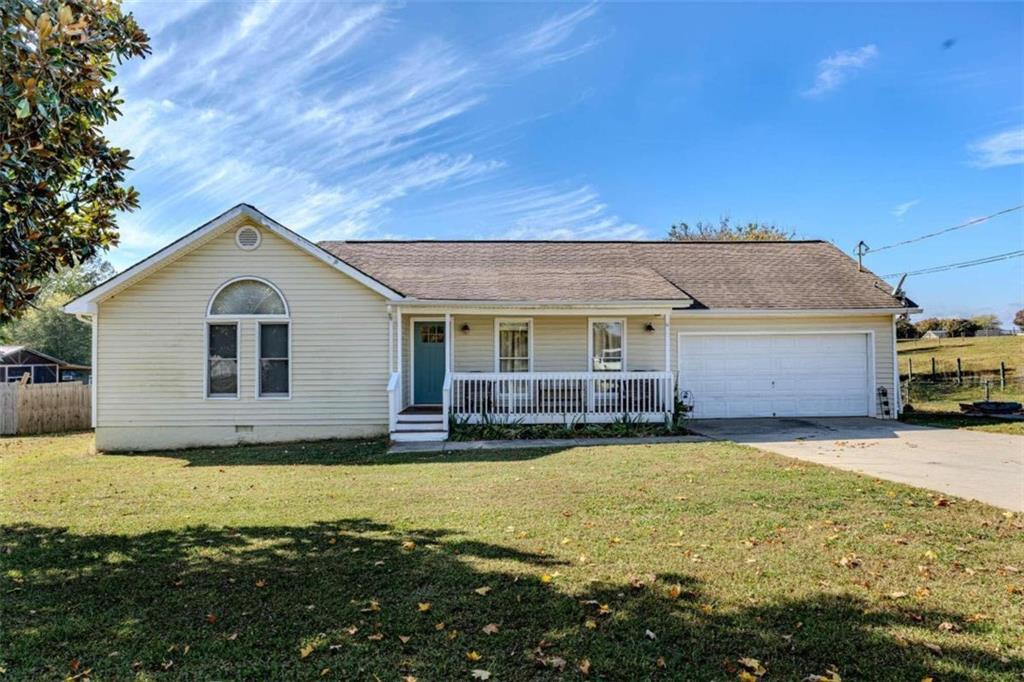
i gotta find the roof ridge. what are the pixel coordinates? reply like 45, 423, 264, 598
319, 239, 828, 245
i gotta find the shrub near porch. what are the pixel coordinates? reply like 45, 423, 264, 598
1, 433, 1022, 680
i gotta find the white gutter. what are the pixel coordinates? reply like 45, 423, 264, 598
396, 299, 689, 308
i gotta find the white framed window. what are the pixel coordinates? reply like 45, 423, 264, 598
258, 322, 290, 398
588, 318, 625, 372
494, 318, 533, 372
5, 366, 31, 383
206, 322, 239, 398
208, 277, 288, 317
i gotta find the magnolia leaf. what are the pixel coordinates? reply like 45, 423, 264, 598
481, 623, 500, 635
470, 671, 491, 680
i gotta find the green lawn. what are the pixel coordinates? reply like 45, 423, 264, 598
2, 433, 1022, 680
898, 335, 1022, 377
898, 336, 1023, 435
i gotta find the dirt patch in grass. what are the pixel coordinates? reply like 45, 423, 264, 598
2, 433, 1022, 679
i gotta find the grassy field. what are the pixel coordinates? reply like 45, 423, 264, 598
898, 336, 1023, 434
898, 335, 1022, 377
2, 433, 1022, 680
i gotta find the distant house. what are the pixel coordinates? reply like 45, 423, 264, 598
976, 328, 1010, 337
0, 346, 91, 384
921, 330, 948, 339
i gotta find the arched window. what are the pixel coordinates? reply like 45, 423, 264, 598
206, 278, 290, 399
208, 278, 288, 316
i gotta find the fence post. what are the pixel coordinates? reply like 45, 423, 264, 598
1000, 361, 1006, 390
908, 358, 913, 383
931, 357, 936, 378
956, 358, 962, 385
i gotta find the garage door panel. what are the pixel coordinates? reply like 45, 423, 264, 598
679, 333, 870, 419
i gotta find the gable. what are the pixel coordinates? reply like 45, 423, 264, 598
65, 205, 402, 315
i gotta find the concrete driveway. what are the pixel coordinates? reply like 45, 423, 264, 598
689, 417, 1023, 511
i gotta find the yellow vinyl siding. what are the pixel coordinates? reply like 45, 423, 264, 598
96, 222, 389, 430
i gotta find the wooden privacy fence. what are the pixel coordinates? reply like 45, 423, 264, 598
0, 382, 91, 436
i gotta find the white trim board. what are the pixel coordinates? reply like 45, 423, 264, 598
65, 204, 403, 315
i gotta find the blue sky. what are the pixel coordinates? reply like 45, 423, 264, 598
110, 1, 1023, 323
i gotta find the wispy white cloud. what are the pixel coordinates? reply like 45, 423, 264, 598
892, 199, 920, 218
104, 2, 630, 264
968, 128, 1024, 168
497, 3, 602, 69
477, 184, 645, 240
803, 44, 878, 98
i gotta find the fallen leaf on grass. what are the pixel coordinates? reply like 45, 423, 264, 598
922, 642, 942, 656
474, 586, 491, 596
345, 625, 358, 636
470, 670, 491, 680
656, 656, 666, 669
937, 621, 960, 632
738, 657, 766, 677
361, 600, 381, 612
645, 629, 657, 640
398, 635, 411, 644
320, 668, 331, 677
417, 602, 431, 612
667, 583, 682, 599
579, 659, 591, 675
466, 650, 482, 661
255, 579, 267, 588
299, 643, 315, 659
481, 623, 500, 635
540, 574, 552, 583
367, 633, 384, 641
887, 591, 908, 600
402, 541, 416, 551
803, 667, 842, 682
205, 613, 217, 624
584, 619, 597, 630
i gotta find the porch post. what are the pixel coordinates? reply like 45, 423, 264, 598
444, 312, 452, 371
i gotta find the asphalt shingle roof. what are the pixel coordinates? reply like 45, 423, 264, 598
317, 239, 912, 310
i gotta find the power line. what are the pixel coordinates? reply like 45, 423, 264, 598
881, 249, 1024, 278
866, 203, 1024, 254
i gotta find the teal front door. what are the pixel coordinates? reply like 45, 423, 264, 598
413, 321, 446, 404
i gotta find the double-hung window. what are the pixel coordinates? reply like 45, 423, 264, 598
207, 323, 239, 397
590, 319, 625, 372
259, 322, 290, 397
496, 319, 532, 372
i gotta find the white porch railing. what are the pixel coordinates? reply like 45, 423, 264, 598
449, 371, 674, 424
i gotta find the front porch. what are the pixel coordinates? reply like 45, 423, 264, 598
386, 307, 677, 441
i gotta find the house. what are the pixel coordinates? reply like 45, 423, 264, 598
922, 329, 948, 339
975, 328, 1010, 337
65, 204, 920, 451
0, 346, 91, 384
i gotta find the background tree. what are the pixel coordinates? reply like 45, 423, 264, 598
1015, 309, 1024, 332
1, 0, 149, 322
895, 317, 920, 339
667, 216, 794, 241
0, 259, 113, 365
941, 318, 979, 338
914, 318, 944, 334
970, 314, 1001, 331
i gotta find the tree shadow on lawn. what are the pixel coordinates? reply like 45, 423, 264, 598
1, 520, 1016, 680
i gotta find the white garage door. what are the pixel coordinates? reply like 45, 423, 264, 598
678, 333, 872, 419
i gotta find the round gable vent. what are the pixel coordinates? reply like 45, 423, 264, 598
235, 225, 261, 251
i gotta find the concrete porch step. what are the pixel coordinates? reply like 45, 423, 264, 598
391, 429, 448, 442
394, 419, 445, 432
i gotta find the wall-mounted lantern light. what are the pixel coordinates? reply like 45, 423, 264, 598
460, 323, 471, 334
644, 322, 656, 334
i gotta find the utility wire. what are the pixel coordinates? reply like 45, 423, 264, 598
867, 203, 1024, 254
881, 249, 1024, 278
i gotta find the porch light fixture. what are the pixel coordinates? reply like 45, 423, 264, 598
644, 322, 656, 333
460, 323, 471, 334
